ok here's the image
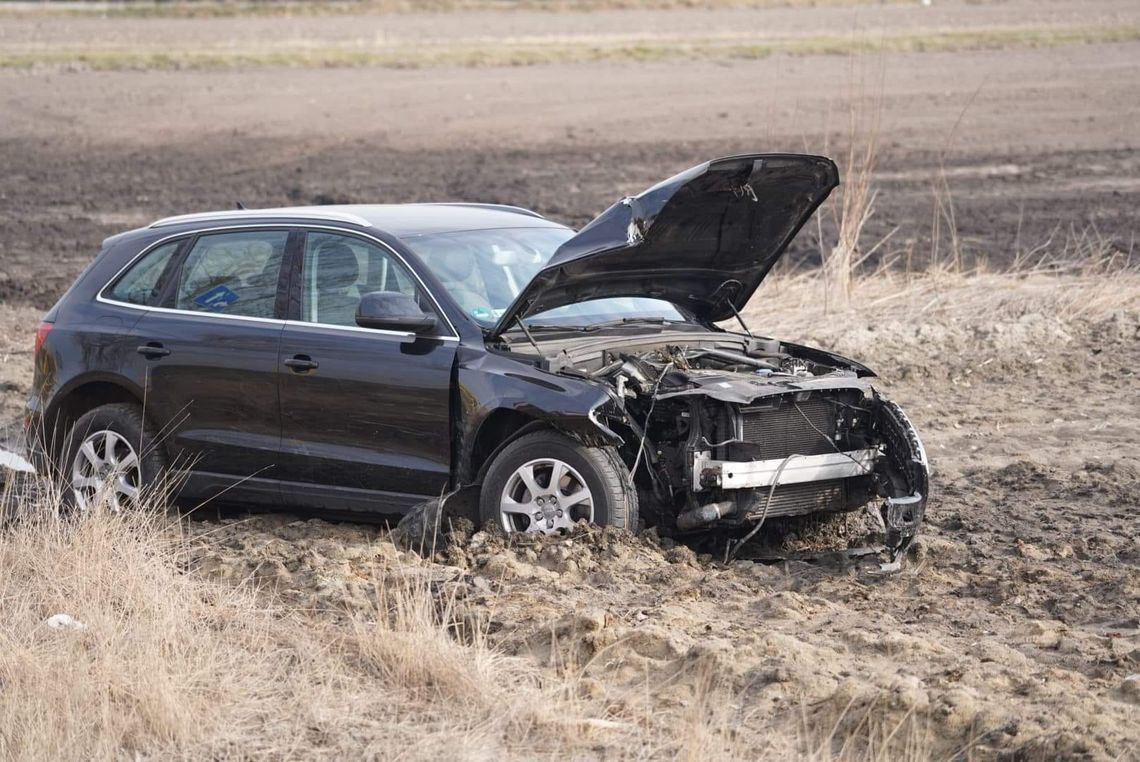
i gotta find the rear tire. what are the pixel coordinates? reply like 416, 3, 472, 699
61, 403, 167, 512
479, 430, 637, 534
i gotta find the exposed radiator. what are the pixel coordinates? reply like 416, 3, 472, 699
741, 479, 847, 519
741, 394, 838, 460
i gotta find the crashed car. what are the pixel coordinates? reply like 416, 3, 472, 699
26, 153, 928, 560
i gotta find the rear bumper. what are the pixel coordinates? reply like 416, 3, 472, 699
21, 399, 49, 474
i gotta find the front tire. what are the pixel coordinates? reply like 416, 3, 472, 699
479, 430, 637, 534
61, 402, 166, 512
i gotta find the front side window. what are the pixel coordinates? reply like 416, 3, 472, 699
301, 232, 430, 327
403, 227, 695, 328
175, 231, 288, 318
107, 240, 180, 306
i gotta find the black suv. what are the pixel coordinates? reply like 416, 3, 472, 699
26, 154, 928, 560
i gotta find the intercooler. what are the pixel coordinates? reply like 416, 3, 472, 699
740, 478, 847, 519
740, 394, 838, 459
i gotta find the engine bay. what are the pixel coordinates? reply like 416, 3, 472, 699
514, 331, 929, 562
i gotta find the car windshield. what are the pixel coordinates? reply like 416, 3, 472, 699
403, 227, 690, 328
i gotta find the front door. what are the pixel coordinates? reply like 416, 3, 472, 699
277, 230, 457, 513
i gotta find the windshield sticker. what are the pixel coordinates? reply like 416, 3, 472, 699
193, 284, 239, 312
470, 306, 492, 321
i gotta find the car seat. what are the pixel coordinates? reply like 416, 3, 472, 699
312, 241, 361, 326
431, 248, 493, 317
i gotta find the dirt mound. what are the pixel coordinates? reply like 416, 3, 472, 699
980, 459, 1140, 506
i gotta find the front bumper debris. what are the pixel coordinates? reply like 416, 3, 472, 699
693, 448, 880, 491
875, 399, 930, 565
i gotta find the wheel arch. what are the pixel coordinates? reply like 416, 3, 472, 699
42, 376, 148, 466
466, 409, 551, 483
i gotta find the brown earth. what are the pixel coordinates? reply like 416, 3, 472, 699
177, 273, 1140, 760
1, 1, 1139, 758
3, 272, 1137, 759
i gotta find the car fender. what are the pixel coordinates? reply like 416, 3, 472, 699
454, 345, 623, 483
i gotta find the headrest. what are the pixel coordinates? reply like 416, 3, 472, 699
315, 241, 359, 292
433, 248, 476, 282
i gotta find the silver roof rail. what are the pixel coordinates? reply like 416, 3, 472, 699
420, 202, 545, 219
150, 208, 373, 229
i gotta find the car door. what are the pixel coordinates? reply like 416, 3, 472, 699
277, 229, 458, 513
129, 228, 293, 504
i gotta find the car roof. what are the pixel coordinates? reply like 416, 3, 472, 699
147, 203, 567, 238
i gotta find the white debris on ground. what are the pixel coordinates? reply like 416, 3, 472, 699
45, 613, 87, 631
0, 446, 34, 474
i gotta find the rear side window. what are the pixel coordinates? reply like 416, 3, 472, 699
106, 241, 180, 306
175, 231, 288, 318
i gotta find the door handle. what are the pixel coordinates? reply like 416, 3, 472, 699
137, 343, 171, 359
284, 355, 319, 373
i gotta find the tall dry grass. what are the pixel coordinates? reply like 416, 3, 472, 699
809, 54, 1135, 304
813, 55, 890, 312
813, 101, 1135, 311
752, 262, 1140, 340
0, 476, 945, 760
0, 485, 549, 759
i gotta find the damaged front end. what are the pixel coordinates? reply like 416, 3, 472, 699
566, 335, 929, 563
472, 153, 928, 563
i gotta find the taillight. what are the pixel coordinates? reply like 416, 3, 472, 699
34, 321, 53, 357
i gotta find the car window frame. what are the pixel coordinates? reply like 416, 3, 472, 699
284, 227, 458, 339
161, 228, 297, 318
97, 223, 457, 339
101, 236, 192, 308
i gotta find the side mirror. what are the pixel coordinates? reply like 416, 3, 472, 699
355, 291, 438, 335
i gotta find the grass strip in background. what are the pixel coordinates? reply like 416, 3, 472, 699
0, 0, 912, 20
1, 23, 1138, 71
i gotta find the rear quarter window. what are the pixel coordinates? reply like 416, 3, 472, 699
106, 240, 181, 306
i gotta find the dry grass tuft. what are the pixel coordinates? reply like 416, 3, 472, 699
757, 266, 1140, 328
810, 55, 891, 312
798, 695, 934, 762
349, 567, 523, 714
0, 496, 281, 759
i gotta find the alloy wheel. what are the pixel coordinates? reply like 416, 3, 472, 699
499, 457, 594, 534
70, 429, 141, 511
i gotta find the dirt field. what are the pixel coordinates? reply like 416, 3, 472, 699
2, 0, 1138, 307
6, 271, 1137, 759
1, 1, 1138, 758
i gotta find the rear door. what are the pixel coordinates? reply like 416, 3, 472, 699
277, 229, 457, 513
128, 228, 293, 504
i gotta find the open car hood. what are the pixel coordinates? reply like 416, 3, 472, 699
490, 153, 839, 338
